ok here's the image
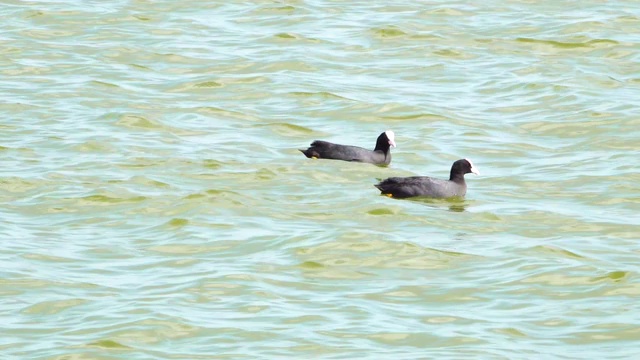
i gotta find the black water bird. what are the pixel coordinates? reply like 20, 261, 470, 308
299, 130, 396, 165
375, 159, 479, 199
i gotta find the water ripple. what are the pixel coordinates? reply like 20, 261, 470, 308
2, 0, 640, 359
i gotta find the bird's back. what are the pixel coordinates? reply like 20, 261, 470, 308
375, 176, 466, 198
302, 141, 388, 164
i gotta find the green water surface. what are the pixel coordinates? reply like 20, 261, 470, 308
1, 1, 640, 359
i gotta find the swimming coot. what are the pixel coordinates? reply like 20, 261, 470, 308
375, 159, 479, 198
300, 130, 396, 165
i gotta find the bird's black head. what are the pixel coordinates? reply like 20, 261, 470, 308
374, 130, 396, 152
449, 158, 480, 181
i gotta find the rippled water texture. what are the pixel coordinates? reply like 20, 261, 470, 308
2, 1, 640, 359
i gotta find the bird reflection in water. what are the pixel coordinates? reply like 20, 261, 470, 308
404, 197, 468, 213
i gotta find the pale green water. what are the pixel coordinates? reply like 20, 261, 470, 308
2, 1, 640, 359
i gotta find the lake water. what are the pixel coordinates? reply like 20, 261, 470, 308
2, 1, 640, 359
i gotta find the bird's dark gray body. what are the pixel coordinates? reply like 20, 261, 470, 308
300, 131, 395, 165
375, 176, 467, 198
301, 141, 392, 165
375, 159, 479, 199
